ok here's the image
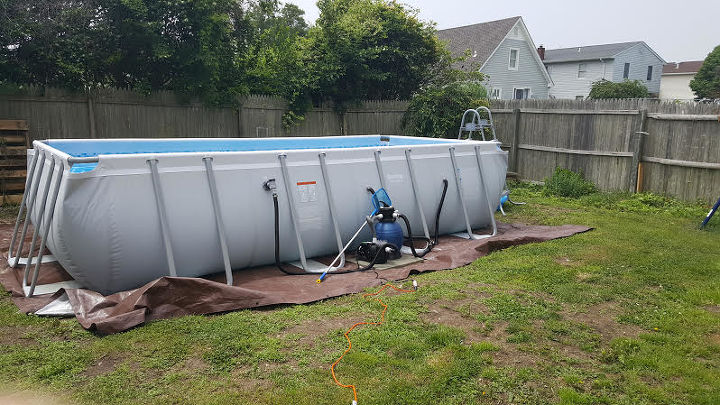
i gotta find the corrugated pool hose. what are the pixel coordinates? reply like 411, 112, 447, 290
331, 282, 418, 405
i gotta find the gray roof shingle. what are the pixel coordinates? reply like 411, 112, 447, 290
543, 41, 643, 63
663, 61, 704, 74
436, 16, 521, 71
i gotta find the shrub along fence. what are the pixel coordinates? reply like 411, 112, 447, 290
489, 99, 720, 204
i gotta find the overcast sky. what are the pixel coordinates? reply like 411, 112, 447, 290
286, 0, 719, 62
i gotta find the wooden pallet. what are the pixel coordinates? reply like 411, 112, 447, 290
0, 120, 29, 206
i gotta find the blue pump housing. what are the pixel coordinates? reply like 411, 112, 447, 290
375, 221, 404, 250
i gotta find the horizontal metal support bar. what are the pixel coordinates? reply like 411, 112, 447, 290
641, 156, 720, 170
67, 156, 100, 164
517, 144, 633, 158
648, 113, 720, 121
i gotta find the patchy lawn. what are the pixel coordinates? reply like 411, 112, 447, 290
0, 183, 719, 405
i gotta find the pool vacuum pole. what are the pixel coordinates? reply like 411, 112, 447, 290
700, 196, 720, 229
317, 220, 370, 283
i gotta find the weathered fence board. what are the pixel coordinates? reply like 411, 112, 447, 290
491, 99, 720, 203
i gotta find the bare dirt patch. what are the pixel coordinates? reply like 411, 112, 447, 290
278, 314, 366, 349
83, 355, 123, 378
703, 305, 720, 314
561, 301, 643, 341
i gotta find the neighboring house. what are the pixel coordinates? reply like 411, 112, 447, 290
542, 41, 666, 99
437, 16, 553, 100
660, 61, 704, 101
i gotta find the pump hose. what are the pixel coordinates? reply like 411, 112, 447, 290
272, 193, 305, 275
400, 179, 449, 258
433, 179, 449, 245
356, 242, 396, 271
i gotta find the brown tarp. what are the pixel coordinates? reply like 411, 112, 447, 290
0, 222, 591, 334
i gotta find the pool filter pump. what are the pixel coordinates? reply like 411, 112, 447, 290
357, 204, 403, 264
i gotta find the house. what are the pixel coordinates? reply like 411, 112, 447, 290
541, 41, 666, 99
659, 61, 704, 101
437, 16, 553, 100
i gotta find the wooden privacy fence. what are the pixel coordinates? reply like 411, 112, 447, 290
0, 86, 409, 141
1, 86, 719, 203
489, 99, 720, 204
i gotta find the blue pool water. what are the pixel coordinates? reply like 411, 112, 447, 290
47, 136, 456, 173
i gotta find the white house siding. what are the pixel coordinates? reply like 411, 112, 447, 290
611, 44, 663, 94
547, 60, 614, 99
481, 38, 550, 99
660, 74, 696, 100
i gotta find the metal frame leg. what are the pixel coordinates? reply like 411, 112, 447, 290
22, 158, 56, 290
26, 159, 64, 297
8, 150, 40, 265
449, 147, 494, 240
319, 153, 345, 270
203, 157, 233, 286
373, 150, 387, 191
11, 152, 46, 267
148, 159, 177, 277
404, 149, 430, 239
475, 146, 498, 238
278, 154, 307, 271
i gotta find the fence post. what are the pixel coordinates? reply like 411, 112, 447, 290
237, 106, 243, 137
87, 90, 97, 139
628, 109, 648, 193
510, 108, 522, 173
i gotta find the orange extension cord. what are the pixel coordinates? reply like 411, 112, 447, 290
330, 282, 417, 405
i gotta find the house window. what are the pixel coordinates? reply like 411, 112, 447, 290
578, 63, 587, 78
508, 49, 519, 70
623, 63, 630, 79
575, 96, 584, 100
513, 88, 530, 99
646, 66, 653, 81
491, 88, 502, 99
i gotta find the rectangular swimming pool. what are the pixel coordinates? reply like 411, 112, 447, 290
10, 135, 507, 294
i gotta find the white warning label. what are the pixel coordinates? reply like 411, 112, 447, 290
297, 181, 318, 203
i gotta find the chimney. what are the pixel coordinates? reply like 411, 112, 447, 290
537, 45, 545, 60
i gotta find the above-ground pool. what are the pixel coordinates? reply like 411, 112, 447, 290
11, 135, 507, 294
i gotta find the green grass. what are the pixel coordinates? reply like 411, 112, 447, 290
1, 183, 719, 404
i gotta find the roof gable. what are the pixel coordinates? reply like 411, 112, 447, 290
436, 16, 521, 69
544, 41, 642, 63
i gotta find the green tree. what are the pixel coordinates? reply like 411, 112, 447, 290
588, 79, 650, 99
690, 45, 720, 99
0, 0, 252, 105
305, 0, 447, 109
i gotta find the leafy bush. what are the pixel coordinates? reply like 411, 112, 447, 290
543, 168, 597, 198
402, 80, 489, 138
690, 45, 720, 99
588, 79, 650, 99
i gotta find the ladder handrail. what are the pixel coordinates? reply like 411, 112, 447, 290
8, 150, 40, 266
475, 106, 498, 142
